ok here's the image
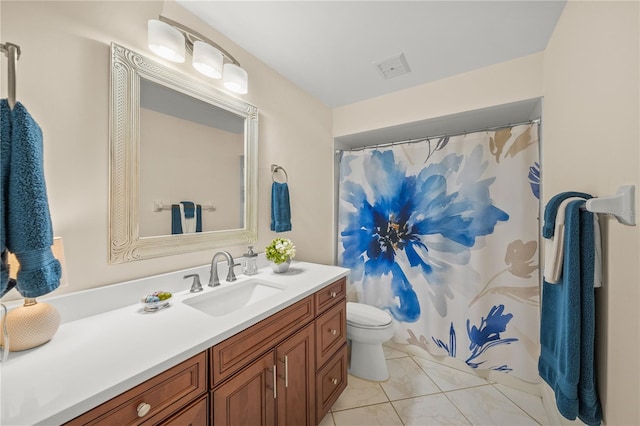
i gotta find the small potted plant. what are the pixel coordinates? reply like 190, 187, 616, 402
265, 237, 296, 273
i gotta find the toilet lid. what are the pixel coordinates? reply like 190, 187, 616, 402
347, 302, 392, 327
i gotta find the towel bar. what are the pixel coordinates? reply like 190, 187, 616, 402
584, 185, 635, 226
1, 42, 21, 110
153, 201, 216, 212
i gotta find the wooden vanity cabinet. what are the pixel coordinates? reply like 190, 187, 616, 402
210, 277, 347, 426
212, 323, 315, 426
210, 296, 317, 426
275, 323, 316, 426
66, 277, 347, 426
159, 395, 208, 426
212, 350, 277, 426
313, 278, 347, 423
65, 352, 207, 426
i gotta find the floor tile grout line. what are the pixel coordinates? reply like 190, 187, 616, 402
440, 387, 477, 426
490, 383, 544, 425
331, 401, 406, 424
388, 349, 495, 401
410, 355, 498, 395
441, 382, 495, 394
369, 345, 544, 425
409, 354, 448, 394
388, 399, 406, 426
329, 410, 336, 426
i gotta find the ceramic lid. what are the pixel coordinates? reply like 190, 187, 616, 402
346, 302, 392, 327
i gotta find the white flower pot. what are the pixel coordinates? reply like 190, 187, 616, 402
270, 259, 291, 273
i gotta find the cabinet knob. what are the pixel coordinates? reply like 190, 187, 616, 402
330, 291, 337, 298
137, 402, 151, 418
330, 329, 337, 335
331, 378, 338, 385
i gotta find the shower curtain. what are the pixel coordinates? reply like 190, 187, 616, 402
338, 124, 540, 383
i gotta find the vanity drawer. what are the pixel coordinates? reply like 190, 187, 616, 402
211, 295, 314, 387
66, 352, 207, 426
159, 394, 208, 425
314, 277, 346, 314
315, 299, 347, 369
316, 343, 348, 421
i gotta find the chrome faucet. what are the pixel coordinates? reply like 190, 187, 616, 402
209, 251, 240, 287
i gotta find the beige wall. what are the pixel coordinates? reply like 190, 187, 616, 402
0, 1, 334, 296
333, 52, 544, 138
543, 1, 639, 424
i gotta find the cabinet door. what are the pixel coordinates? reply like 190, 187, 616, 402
276, 323, 315, 426
212, 351, 276, 426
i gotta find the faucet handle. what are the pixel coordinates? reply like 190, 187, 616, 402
227, 263, 241, 282
184, 274, 203, 293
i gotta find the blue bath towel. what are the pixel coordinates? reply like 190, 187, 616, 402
539, 194, 602, 425
542, 191, 592, 238
270, 182, 291, 233
0, 100, 61, 298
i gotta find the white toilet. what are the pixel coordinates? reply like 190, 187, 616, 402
346, 302, 394, 381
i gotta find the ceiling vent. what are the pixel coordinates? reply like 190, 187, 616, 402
373, 53, 411, 80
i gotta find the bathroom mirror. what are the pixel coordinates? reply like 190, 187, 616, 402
109, 43, 258, 263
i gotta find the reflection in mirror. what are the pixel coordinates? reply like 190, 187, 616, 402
138, 79, 245, 236
109, 43, 258, 263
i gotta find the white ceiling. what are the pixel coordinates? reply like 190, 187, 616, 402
176, 1, 566, 108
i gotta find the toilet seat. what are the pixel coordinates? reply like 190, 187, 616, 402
346, 302, 392, 329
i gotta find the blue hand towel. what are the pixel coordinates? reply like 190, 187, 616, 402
539, 194, 602, 426
0, 100, 61, 298
271, 182, 291, 233
180, 201, 195, 218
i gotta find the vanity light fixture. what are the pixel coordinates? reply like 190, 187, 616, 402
147, 16, 248, 95
147, 19, 185, 63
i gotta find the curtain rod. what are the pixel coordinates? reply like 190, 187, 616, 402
336, 118, 541, 153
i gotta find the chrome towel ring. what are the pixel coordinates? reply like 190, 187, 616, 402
271, 164, 288, 183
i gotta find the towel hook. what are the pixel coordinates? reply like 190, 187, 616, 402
1, 42, 21, 110
271, 164, 288, 183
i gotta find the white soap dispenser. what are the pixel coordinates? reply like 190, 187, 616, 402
243, 246, 258, 276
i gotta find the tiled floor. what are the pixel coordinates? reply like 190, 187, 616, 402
319, 344, 550, 426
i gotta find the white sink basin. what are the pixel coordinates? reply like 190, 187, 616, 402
182, 278, 286, 317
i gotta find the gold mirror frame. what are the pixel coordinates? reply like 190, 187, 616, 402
109, 43, 258, 263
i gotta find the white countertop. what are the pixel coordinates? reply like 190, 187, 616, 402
0, 261, 349, 425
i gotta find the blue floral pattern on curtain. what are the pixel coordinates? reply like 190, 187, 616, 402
338, 124, 540, 383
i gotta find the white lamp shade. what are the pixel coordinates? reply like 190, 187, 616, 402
148, 19, 185, 63
223, 63, 248, 94
192, 41, 223, 79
